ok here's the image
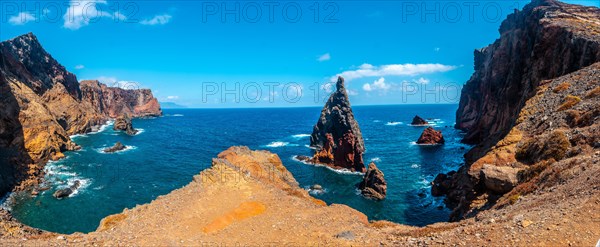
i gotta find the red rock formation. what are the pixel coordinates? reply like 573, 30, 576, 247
309, 77, 365, 172
80, 80, 162, 118
357, 163, 387, 200
416, 127, 445, 145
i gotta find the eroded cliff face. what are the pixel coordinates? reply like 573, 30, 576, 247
0, 33, 161, 196
442, 0, 600, 220
309, 77, 366, 172
456, 0, 600, 163
80, 80, 162, 118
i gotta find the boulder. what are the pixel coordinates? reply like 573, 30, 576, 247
480, 164, 521, 194
417, 127, 445, 145
411, 115, 428, 125
113, 114, 138, 135
53, 180, 81, 199
357, 163, 387, 200
309, 77, 365, 172
103, 142, 126, 153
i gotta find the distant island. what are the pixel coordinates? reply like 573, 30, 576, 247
159, 102, 187, 109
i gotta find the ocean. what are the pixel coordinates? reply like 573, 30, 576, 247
4, 105, 470, 234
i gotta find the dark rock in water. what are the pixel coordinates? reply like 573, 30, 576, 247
411, 115, 428, 125
295, 155, 312, 163
309, 76, 365, 173
310, 184, 323, 190
357, 163, 387, 200
103, 142, 126, 153
417, 127, 445, 145
53, 180, 81, 199
113, 114, 138, 135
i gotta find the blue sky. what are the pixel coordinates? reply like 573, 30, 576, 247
1, 0, 598, 107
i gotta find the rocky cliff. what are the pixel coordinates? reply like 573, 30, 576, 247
309, 76, 365, 172
80, 80, 161, 118
440, 0, 600, 220
0, 33, 161, 196
456, 0, 600, 163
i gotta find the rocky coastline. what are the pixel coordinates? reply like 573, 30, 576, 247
0, 33, 162, 200
1, 0, 600, 245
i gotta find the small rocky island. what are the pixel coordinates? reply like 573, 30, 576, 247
356, 163, 387, 200
113, 114, 138, 135
53, 180, 81, 199
103, 142, 127, 153
416, 127, 445, 145
305, 76, 366, 173
411, 115, 429, 125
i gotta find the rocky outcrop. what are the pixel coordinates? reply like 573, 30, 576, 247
103, 142, 126, 153
309, 77, 365, 172
52, 180, 80, 199
438, 0, 600, 221
480, 165, 521, 194
410, 115, 428, 125
113, 115, 138, 135
80, 80, 162, 118
456, 0, 600, 163
416, 127, 445, 145
0, 33, 161, 197
356, 163, 387, 200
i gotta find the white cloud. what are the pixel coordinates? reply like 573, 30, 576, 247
416, 77, 430, 84
346, 89, 358, 96
96, 76, 140, 89
113, 11, 127, 21
75, 64, 85, 69
331, 63, 456, 82
140, 14, 172, 25
362, 77, 391, 93
63, 0, 112, 30
317, 53, 331, 62
9, 12, 37, 25
167, 96, 179, 100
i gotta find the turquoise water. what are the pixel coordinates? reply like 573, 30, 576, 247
5, 105, 469, 233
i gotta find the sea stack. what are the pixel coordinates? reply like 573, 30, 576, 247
309, 76, 366, 172
113, 114, 138, 136
411, 115, 428, 125
357, 163, 387, 200
103, 142, 127, 153
417, 127, 445, 145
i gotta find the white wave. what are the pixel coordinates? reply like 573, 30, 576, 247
305, 186, 327, 195
69, 134, 88, 139
88, 120, 114, 135
265, 141, 297, 148
373, 120, 381, 123
410, 141, 442, 146
135, 128, 144, 135
411, 164, 420, 169
292, 155, 364, 176
63, 177, 91, 197
171, 114, 184, 117
291, 134, 310, 139
370, 157, 381, 162
385, 121, 403, 126
304, 145, 317, 150
93, 185, 104, 190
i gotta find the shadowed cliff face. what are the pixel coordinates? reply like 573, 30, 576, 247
456, 0, 600, 163
0, 33, 161, 196
310, 77, 365, 172
441, 0, 600, 221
